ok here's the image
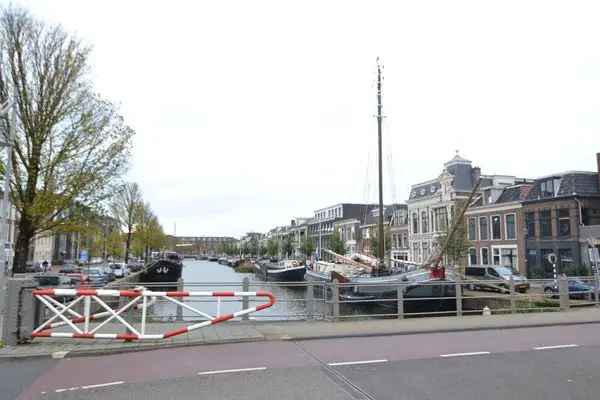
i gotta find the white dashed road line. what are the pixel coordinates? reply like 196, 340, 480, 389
52, 381, 124, 394
198, 367, 267, 375
81, 381, 125, 390
534, 344, 579, 350
328, 359, 388, 367
440, 351, 491, 358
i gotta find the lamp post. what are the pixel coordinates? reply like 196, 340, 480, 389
0, 99, 15, 315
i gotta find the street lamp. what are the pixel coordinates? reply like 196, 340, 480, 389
0, 99, 15, 315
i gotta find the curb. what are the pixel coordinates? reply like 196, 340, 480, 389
2, 318, 600, 360
0, 337, 266, 360
266, 319, 600, 342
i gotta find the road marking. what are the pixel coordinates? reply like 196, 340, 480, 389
53, 381, 124, 394
81, 381, 124, 390
440, 351, 491, 358
198, 367, 267, 375
534, 344, 579, 350
55, 387, 79, 393
51, 351, 69, 359
328, 359, 388, 366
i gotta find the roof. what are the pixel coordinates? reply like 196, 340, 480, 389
525, 172, 600, 201
496, 184, 534, 203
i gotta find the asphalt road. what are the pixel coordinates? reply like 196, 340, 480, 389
8, 322, 600, 399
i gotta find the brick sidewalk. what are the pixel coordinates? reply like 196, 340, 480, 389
2, 308, 600, 359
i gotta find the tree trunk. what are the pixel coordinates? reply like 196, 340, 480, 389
125, 228, 132, 264
13, 217, 35, 273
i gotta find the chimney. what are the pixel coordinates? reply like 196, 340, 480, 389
471, 166, 481, 185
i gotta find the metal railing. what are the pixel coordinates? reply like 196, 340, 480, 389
32, 275, 600, 324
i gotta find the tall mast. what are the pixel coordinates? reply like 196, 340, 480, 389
376, 58, 385, 273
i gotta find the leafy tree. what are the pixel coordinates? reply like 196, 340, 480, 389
258, 243, 267, 257
0, 7, 134, 271
266, 238, 278, 257
249, 237, 259, 256
370, 226, 391, 259
281, 236, 294, 258
300, 237, 315, 257
329, 230, 346, 255
110, 182, 142, 264
105, 230, 124, 260
132, 202, 167, 262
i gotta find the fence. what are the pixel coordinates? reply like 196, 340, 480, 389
2, 275, 599, 344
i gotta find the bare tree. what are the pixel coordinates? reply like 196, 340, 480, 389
110, 182, 142, 264
0, 6, 133, 271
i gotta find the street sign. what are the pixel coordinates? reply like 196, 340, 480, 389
80, 249, 89, 263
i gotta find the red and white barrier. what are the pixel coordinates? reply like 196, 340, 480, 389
32, 288, 275, 341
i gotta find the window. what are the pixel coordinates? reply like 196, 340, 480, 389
501, 248, 517, 270
492, 248, 500, 265
412, 213, 418, 234
540, 179, 555, 197
558, 209, 570, 237
422, 242, 429, 260
479, 217, 489, 240
413, 243, 420, 262
526, 212, 536, 238
468, 217, 477, 240
421, 211, 429, 233
505, 214, 516, 240
481, 247, 489, 265
487, 267, 500, 278
468, 248, 477, 265
491, 216, 501, 240
540, 209, 552, 238
434, 207, 448, 232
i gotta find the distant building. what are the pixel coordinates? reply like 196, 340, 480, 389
169, 235, 238, 255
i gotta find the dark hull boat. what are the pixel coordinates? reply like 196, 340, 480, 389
265, 265, 306, 281
255, 260, 306, 282
140, 258, 183, 287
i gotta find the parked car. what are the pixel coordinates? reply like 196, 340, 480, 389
32, 273, 73, 288
101, 266, 116, 282
127, 261, 144, 272
464, 266, 530, 293
26, 262, 43, 273
86, 268, 107, 286
110, 263, 128, 278
65, 272, 89, 287
59, 264, 80, 274
544, 279, 593, 300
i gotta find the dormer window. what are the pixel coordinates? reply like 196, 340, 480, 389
540, 179, 557, 197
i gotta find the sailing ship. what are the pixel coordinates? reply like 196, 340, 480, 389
304, 59, 414, 298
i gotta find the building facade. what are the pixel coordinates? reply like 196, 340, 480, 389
521, 167, 600, 278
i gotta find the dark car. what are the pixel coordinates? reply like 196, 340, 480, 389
544, 279, 593, 300
128, 261, 144, 272
86, 268, 107, 287
59, 264, 81, 274
32, 273, 73, 288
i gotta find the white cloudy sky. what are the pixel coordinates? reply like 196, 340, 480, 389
6, 0, 600, 237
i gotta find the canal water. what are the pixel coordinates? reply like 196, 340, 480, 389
151, 259, 326, 321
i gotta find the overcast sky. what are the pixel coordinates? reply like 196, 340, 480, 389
6, 0, 600, 237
